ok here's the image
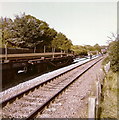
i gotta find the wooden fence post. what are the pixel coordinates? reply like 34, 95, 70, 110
88, 97, 96, 120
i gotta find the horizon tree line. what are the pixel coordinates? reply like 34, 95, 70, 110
0, 13, 104, 55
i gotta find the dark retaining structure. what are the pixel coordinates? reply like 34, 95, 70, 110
0, 52, 74, 90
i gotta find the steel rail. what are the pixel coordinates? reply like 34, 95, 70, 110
1, 56, 101, 107
26, 57, 103, 119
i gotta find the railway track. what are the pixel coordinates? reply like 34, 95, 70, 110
1, 56, 103, 119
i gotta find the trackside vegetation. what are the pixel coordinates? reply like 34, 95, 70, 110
100, 70, 118, 118
100, 35, 119, 119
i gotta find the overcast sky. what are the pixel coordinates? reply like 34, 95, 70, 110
0, 1, 117, 46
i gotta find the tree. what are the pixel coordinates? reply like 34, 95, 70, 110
10, 14, 45, 48
0, 14, 72, 53
40, 28, 57, 51
0, 17, 13, 47
71, 45, 87, 56
51, 32, 72, 52
0, 14, 56, 50
94, 44, 101, 52
84, 45, 95, 51
108, 37, 119, 72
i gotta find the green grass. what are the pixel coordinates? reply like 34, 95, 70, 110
100, 70, 118, 118
102, 56, 109, 66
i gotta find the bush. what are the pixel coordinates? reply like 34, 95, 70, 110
108, 39, 119, 72
100, 70, 118, 118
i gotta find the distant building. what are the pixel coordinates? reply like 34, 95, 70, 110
101, 48, 107, 54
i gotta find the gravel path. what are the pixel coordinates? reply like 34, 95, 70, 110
36, 57, 105, 118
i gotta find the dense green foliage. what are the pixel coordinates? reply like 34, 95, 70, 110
71, 44, 101, 56
0, 13, 103, 55
0, 14, 72, 52
108, 37, 119, 72
100, 35, 119, 118
71, 45, 87, 56
51, 32, 72, 52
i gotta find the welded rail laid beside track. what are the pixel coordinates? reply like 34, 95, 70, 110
1, 56, 103, 119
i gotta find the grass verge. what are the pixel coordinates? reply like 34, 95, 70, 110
100, 70, 118, 118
